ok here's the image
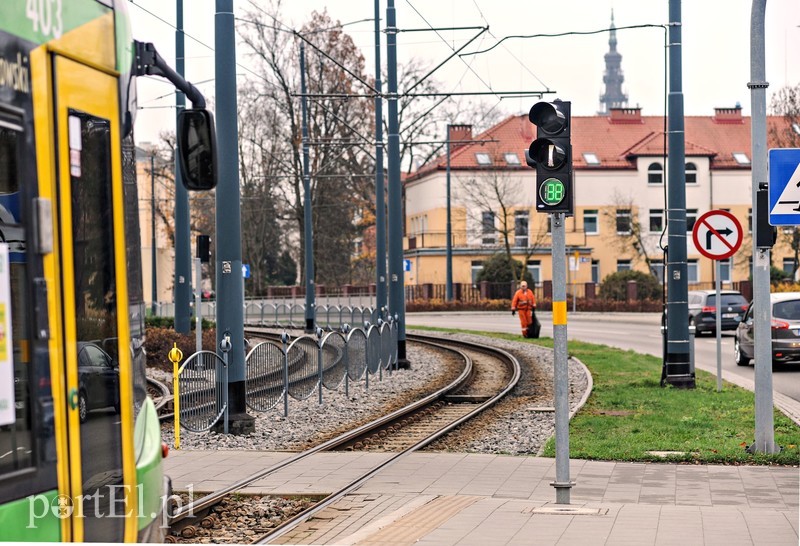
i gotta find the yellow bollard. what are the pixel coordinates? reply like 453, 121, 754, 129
168, 343, 184, 450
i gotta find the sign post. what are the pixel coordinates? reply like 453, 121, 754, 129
691, 210, 743, 391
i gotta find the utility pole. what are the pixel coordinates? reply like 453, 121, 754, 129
300, 42, 315, 333
150, 151, 157, 316
174, 0, 192, 333
374, 0, 387, 319
215, 0, 252, 435
386, 0, 409, 367
662, 0, 694, 388
748, 0, 777, 453
446, 125, 453, 301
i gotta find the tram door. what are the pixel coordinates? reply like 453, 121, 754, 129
50, 56, 134, 542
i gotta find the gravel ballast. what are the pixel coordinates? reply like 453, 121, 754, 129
160, 331, 590, 456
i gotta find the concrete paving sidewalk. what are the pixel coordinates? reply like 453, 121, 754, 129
165, 450, 798, 545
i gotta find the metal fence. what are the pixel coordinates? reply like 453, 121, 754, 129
176, 350, 228, 433
243, 319, 399, 417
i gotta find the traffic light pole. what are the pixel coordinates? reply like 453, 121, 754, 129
527, 100, 574, 503
748, 0, 776, 453
551, 213, 573, 504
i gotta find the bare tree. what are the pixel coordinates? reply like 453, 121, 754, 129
237, 4, 376, 287
601, 191, 661, 278
454, 149, 547, 283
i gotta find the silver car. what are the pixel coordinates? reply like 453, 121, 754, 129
734, 292, 800, 366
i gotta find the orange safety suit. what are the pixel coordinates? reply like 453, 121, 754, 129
511, 286, 536, 336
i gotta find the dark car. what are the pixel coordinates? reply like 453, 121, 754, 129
687, 289, 748, 335
77, 342, 119, 422
735, 292, 800, 366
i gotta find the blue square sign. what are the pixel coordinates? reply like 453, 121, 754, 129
769, 148, 800, 226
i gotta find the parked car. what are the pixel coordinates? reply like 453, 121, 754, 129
687, 289, 748, 335
77, 342, 119, 422
734, 292, 800, 366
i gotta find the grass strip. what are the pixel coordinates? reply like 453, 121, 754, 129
411, 326, 800, 465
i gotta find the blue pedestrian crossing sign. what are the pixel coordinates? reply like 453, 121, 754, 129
769, 148, 800, 226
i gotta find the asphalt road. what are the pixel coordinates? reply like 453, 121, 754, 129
406, 311, 800, 403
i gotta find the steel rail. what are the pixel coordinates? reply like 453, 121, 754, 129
168, 333, 471, 526
254, 333, 521, 544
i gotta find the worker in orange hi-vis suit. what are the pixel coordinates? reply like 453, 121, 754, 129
511, 281, 536, 336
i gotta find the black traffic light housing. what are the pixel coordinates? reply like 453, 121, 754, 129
526, 100, 573, 214
756, 183, 777, 248
197, 235, 211, 263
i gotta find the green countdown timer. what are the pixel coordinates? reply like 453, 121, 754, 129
539, 178, 565, 206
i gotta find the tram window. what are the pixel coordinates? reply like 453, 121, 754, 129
0, 120, 33, 477
69, 111, 124, 540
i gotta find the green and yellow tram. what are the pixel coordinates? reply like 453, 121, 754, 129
0, 1, 216, 541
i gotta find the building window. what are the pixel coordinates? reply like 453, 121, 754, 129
475, 152, 492, 166
481, 210, 495, 244
733, 152, 750, 165
685, 162, 697, 184
648, 162, 663, 184
583, 152, 600, 165
591, 260, 600, 284
748, 208, 752, 233
650, 260, 664, 283
514, 210, 529, 247
504, 152, 520, 165
527, 260, 541, 283
616, 209, 632, 234
686, 209, 697, 233
783, 258, 796, 277
719, 258, 732, 282
687, 259, 699, 283
471, 260, 483, 284
617, 259, 632, 272
649, 209, 663, 233
584, 209, 598, 234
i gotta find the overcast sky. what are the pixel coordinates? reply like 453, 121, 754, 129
129, 0, 800, 146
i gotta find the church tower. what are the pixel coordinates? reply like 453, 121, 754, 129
598, 10, 628, 115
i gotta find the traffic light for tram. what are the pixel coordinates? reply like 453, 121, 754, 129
526, 100, 573, 214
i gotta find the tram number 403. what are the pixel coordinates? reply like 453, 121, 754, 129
26, 0, 64, 40
539, 178, 565, 207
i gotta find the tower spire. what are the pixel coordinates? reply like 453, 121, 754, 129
598, 9, 628, 115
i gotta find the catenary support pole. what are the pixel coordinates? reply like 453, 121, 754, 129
446, 125, 453, 301
374, 0, 387, 319
174, 0, 192, 333
551, 213, 572, 504
214, 0, 253, 435
663, 0, 694, 387
151, 151, 157, 316
749, 0, 776, 453
386, 0, 409, 367
300, 43, 315, 333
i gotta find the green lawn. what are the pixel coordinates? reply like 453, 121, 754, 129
412, 327, 800, 465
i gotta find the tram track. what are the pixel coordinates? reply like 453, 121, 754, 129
165, 333, 521, 543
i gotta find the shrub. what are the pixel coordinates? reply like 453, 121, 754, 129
476, 253, 534, 284
145, 327, 218, 372
599, 270, 662, 301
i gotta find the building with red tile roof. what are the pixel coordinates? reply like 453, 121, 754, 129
402, 106, 797, 291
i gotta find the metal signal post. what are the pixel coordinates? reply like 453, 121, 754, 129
528, 100, 574, 503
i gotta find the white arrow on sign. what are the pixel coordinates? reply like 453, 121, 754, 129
771, 162, 800, 215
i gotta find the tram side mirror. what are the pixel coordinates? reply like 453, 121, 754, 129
177, 109, 218, 191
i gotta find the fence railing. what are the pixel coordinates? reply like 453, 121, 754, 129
176, 350, 228, 434
243, 320, 399, 417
